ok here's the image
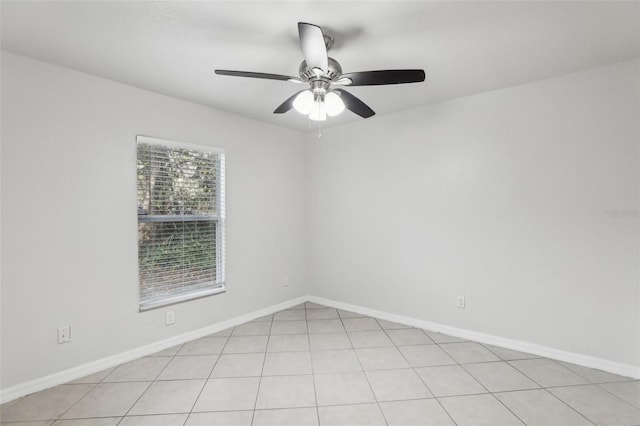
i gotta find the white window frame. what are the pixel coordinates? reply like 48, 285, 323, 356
136, 135, 225, 311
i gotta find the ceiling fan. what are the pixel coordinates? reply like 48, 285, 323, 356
215, 22, 425, 121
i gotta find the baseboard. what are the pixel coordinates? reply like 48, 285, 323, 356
0, 296, 307, 404
308, 295, 640, 380
4, 294, 638, 404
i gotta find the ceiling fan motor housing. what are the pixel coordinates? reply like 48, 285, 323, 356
299, 57, 343, 82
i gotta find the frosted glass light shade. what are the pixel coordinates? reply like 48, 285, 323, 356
309, 100, 327, 121
293, 90, 313, 114
325, 91, 345, 117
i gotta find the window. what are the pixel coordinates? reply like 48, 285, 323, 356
136, 136, 225, 311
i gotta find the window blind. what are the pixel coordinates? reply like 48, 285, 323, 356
136, 136, 225, 310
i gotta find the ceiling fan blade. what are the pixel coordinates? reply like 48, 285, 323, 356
334, 89, 375, 118
298, 22, 328, 74
215, 69, 302, 83
273, 90, 307, 114
340, 69, 425, 86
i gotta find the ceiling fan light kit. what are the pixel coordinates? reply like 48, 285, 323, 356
292, 82, 346, 121
215, 22, 425, 122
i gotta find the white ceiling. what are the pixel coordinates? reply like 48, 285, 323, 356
2, 1, 639, 133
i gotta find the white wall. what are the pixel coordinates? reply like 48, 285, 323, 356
0, 52, 309, 389
307, 60, 640, 368
2, 51, 638, 393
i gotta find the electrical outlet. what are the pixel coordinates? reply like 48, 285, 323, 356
165, 310, 175, 325
58, 326, 71, 344
283, 275, 289, 287
456, 296, 466, 309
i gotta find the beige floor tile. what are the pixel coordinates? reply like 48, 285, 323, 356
308, 333, 352, 351
267, 334, 310, 352
306, 308, 339, 320
380, 399, 456, 426
314, 372, 375, 406
192, 377, 260, 412
61, 382, 150, 419
68, 368, 116, 384
337, 309, 366, 318
262, 352, 312, 376
158, 355, 217, 380
348, 330, 394, 348
231, 321, 271, 336
253, 407, 319, 426
222, 335, 268, 354
600, 381, 640, 409
270, 320, 308, 335
482, 344, 539, 361
308, 319, 345, 334
185, 411, 253, 426
355, 347, 409, 370
318, 403, 386, 426
311, 349, 362, 374
439, 393, 524, 425
273, 309, 307, 321
423, 330, 466, 343
509, 359, 589, 387
208, 328, 233, 337
342, 318, 381, 332
495, 389, 593, 426
550, 384, 640, 425
148, 345, 183, 357
52, 418, 121, 426
177, 336, 228, 355
255, 375, 316, 409
128, 380, 205, 415
366, 368, 432, 401
118, 414, 188, 426
558, 361, 636, 384
386, 329, 434, 346
103, 357, 170, 382
463, 361, 540, 392
210, 353, 265, 378
398, 345, 456, 367
415, 365, 487, 397
376, 319, 411, 330
440, 342, 500, 364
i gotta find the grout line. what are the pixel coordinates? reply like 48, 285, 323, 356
539, 388, 597, 425
182, 328, 232, 425
248, 314, 273, 425
304, 304, 322, 426
47, 383, 99, 424
339, 313, 390, 425
595, 381, 640, 411
387, 327, 460, 426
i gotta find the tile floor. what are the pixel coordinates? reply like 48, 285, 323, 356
2, 302, 639, 426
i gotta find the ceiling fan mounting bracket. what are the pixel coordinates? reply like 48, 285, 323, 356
323, 34, 334, 51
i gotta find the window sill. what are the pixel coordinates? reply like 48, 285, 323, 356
139, 284, 226, 312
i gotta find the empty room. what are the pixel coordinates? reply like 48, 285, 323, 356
1, 1, 639, 425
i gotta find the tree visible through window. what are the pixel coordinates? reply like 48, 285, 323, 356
136, 136, 225, 310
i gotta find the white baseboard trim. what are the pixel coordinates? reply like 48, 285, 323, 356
0, 296, 307, 404
308, 295, 640, 380
4, 294, 638, 404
